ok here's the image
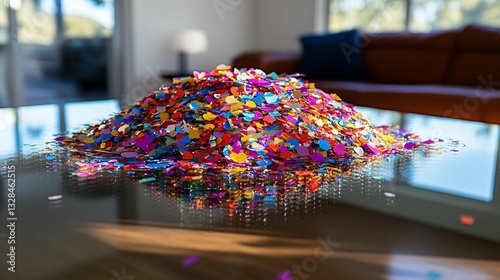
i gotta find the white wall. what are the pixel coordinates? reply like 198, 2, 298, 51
255, 0, 326, 51
124, 0, 257, 105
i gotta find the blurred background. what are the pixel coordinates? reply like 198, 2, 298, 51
0, 0, 499, 108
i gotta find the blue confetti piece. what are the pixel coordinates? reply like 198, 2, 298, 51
288, 139, 300, 147
138, 177, 156, 183
318, 139, 331, 150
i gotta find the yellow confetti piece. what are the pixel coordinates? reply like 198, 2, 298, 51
241, 134, 251, 142
231, 101, 243, 111
100, 142, 106, 149
384, 135, 395, 142
204, 124, 215, 130
230, 152, 247, 163
225, 95, 238, 105
159, 112, 170, 121
111, 130, 119, 137
246, 100, 256, 108
83, 137, 94, 144
189, 128, 202, 139
173, 76, 194, 84
331, 93, 342, 101
203, 112, 217, 121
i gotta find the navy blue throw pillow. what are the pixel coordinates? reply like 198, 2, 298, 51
299, 29, 366, 80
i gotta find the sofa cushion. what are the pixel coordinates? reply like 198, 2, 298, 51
447, 25, 500, 88
313, 80, 498, 123
362, 30, 458, 84
299, 30, 367, 80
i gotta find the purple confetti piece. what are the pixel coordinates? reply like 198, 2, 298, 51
284, 116, 297, 123
260, 106, 274, 112
404, 142, 415, 150
183, 255, 200, 267
121, 151, 138, 158
276, 270, 293, 280
143, 143, 157, 153
307, 96, 317, 104
296, 146, 310, 156
309, 153, 326, 162
232, 142, 243, 153
364, 144, 379, 155
213, 131, 225, 138
177, 139, 186, 147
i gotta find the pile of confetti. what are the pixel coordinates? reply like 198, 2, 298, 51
57, 65, 432, 167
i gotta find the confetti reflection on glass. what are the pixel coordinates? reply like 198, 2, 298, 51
183, 255, 200, 267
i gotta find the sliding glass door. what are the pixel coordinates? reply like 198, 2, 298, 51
1, 0, 115, 107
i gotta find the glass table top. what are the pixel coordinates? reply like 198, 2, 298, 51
0, 100, 500, 280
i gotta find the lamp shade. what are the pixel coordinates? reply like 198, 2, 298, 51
172, 29, 208, 54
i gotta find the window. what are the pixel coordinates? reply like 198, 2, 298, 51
328, 0, 500, 32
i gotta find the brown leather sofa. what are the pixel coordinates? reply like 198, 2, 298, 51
233, 25, 500, 125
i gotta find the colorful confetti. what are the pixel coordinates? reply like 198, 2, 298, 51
56, 65, 433, 167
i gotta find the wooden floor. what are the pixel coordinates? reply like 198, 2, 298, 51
16, 201, 500, 280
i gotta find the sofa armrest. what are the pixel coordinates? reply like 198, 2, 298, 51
232, 51, 300, 74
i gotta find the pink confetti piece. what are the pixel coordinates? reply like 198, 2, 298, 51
333, 143, 345, 155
